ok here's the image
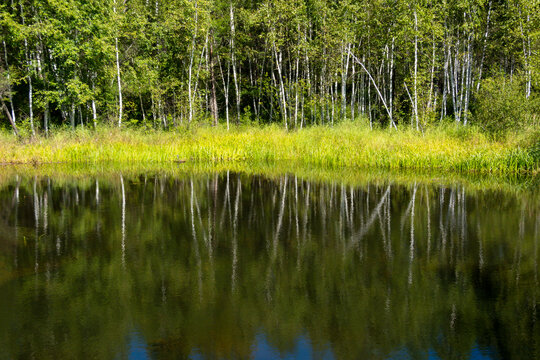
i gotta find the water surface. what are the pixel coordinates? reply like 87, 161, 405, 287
0, 172, 538, 359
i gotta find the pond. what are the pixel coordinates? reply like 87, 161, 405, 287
0, 170, 538, 359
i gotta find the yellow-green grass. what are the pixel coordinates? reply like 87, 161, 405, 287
0, 123, 538, 175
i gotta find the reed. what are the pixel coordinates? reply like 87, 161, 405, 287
1, 123, 538, 174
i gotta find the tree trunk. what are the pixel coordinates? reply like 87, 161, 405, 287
341, 43, 350, 120
188, 0, 199, 125
20, 2, 35, 136
1, 100, 20, 136
2, 41, 16, 126
274, 43, 288, 130
218, 53, 230, 130
413, 8, 419, 131
389, 38, 394, 122
349, 51, 397, 129
113, 0, 123, 127
44, 102, 49, 137
209, 34, 219, 126
477, 1, 492, 91
230, 2, 241, 124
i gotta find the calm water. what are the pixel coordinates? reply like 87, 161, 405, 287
0, 172, 538, 359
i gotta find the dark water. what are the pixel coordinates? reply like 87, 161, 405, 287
0, 172, 539, 360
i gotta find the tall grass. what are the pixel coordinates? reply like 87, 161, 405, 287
0, 122, 538, 174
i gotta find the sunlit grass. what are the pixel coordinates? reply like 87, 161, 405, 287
0, 122, 538, 174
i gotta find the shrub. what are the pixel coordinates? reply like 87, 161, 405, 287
474, 75, 539, 135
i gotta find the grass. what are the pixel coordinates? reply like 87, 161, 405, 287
0, 122, 539, 175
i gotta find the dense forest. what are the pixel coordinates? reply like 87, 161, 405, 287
0, 0, 538, 136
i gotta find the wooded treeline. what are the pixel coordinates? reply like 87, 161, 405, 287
0, 0, 538, 135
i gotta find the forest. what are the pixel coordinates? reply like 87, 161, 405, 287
0, 0, 538, 137
1, 2, 540, 358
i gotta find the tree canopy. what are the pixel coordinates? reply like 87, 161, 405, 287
0, 0, 538, 133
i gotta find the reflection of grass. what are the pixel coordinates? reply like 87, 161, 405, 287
0, 161, 538, 201
0, 164, 538, 359
1, 123, 538, 174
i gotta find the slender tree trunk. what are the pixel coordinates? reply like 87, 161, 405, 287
1, 100, 19, 136
351, 51, 356, 122
294, 41, 300, 128
248, 58, 258, 120
518, 8, 531, 98
458, 39, 466, 123
341, 43, 350, 120
274, 43, 288, 130
413, 8, 419, 131
368, 79, 372, 129
331, 79, 336, 125
158, 98, 167, 128
2, 41, 16, 126
151, 94, 157, 128
450, 44, 460, 122
188, 0, 199, 125
92, 98, 98, 128
26, 41, 35, 136
218, 54, 230, 130
70, 103, 75, 129
349, 51, 397, 129
209, 33, 218, 126
389, 38, 394, 122
90, 77, 98, 128
230, 2, 241, 124
427, 34, 436, 113
44, 102, 49, 136
79, 105, 84, 127
477, 1, 492, 91
139, 93, 145, 123
113, 0, 123, 127
463, 38, 472, 125
20, 2, 35, 136
441, 45, 448, 121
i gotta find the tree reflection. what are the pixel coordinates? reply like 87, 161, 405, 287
0, 173, 538, 359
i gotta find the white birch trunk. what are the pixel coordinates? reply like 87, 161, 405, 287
188, 0, 199, 125
341, 43, 350, 120
20, 1, 35, 136
428, 35, 436, 112
273, 43, 288, 129
113, 0, 123, 127
389, 38, 394, 121
413, 8, 419, 131
294, 39, 300, 128
349, 50, 397, 129
477, 1, 492, 91
218, 53, 231, 130
2, 41, 16, 125
92, 79, 98, 128
230, 3, 241, 123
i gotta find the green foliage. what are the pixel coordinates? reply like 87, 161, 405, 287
527, 128, 540, 163
474, 75, 540, 135
0, 0, 538, 133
